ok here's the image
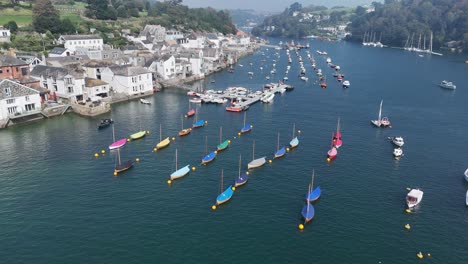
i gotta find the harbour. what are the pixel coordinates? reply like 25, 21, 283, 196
0, 38, 467, 264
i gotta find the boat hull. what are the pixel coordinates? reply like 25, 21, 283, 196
109, 138, 127, 150
464, 169, 468, 183
306, 186, 321, 202
301, 203, 315, 223
130, 131, 146, 140
178, 128, 192, 137
193, 120, 205, 128
217, 140, 229, 151
289, 137, 299, 148
202, 152, 216, 164
156, 137, 171, 149
274, 147, 286, 158
216, 186, 234, 205
241, 124, 252, 133
115, 160, 134, 173
234, 173, 249, 187
248, 157, 266, 169
170, 165, 190, 180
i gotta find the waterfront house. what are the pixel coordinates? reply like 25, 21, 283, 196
182, 33, 206, 49
30, 65, 85, 102
84, 77, 110, 99
57, 35, 104, 52
0, 28, 11, 43
82, 61, 117, 80
206, 33, 221, 49
153, 54, 176, 80
0, 79, 41, 124
100, 65, 153, 96
177, 50, 204, 77
49, 47, 73, 57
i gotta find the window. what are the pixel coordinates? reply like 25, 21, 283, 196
21, 67, 28, 76
133, 86, 137, 92
139, 76, 142, 81
68, 86, 74, 93
7, 106, 17, 115
132, 77, 137, 83
0, 68, 2, 73
53, 85, 57, 91
4, 88, 11, 96
65, 77, 73, 85
25, 103, 35, 111
6, 68, 9, 73
6, 98, 15, 104
16, 67, 19, 72
103, 54, 109, 59
96, 88, 99, 92
25, 96, 30, 102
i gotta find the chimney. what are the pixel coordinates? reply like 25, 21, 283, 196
9, 48, 16, 57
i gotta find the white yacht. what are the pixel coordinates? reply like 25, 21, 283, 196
261, 92, 275, 103
439, 80, 456, 90
393, 147, 403, 157
406, 189, 424, 208
391, 136, 404, 147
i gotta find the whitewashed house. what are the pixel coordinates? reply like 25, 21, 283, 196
100, 65, 153, 96
0, 28, 11, 43
84, 77, 110, 99
57, 35, 104, 52
165, 29, 184, 41
0, 79, 41, 121
16, 55, 44, 70
206, 33, 221, 48
153, 54, 175, 80
177, 50, 204, 77
140, 25, 166, 43
82, 61, 117, 80
49, 47, 73, 57
182, 33, 205, 49
30, 65, 85, 102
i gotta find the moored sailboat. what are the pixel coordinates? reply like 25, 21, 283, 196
201, 136, 216, 165
247, 140, 266, 169
178, 115, 192, 137
109, 124, 126, 150
217, 127, 229, 151
215, 169, 234, 205
333, 117, 342, 148
114, 147, 134, 174
289, 123, 299, 148
327, 133, 338, 160
234, 154, 248, 187
274, 132, 286, 158
156, 124, 170, 149
371, 100, 391, 127
305, 170, 321, 202
130, 120, 146, 140
240, 111, 252, 133
170, 148, 190, 180
192, 109, 205, 128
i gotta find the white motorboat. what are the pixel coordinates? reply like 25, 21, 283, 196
406, 189, 423, 208
189, 97, 202, 104
326, 57, 332, 63
248, 71, 254, 75
300, 76, 308, 81
464, 168, 468, 183
140, 98, 151, 104
280, 88, 286, 94
283, 77, 288, 81
393, 147, 403, 157
342, 80, 350, 88
391, 136, 405, 147
439, 80, 456, 90
261, 92, 275, 103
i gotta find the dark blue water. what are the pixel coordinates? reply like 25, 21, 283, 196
1, 39, 467, 263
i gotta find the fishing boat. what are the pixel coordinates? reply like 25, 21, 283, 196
393, 147, 403, 158
156, 124, 170, 149
201, 136, 216, 165
98, 118, 113, 129
178, 116, 192, 137
170, 149, 190, 180
371, 100, 391, 127
464, 168, 468, 182
333, 118, 342, 148
108, 124, 127, 150
327, 133, 338, 160
240, 111, 252, 133
217, 127, 229, 151
192, 110, 205, 128
390, 136, 404, 147
114, 147, 134, 174
439, 80, 456, 90
247, 140, 266, 169
234, 154, 248, 187
289, 123, 299, 148
140, 98, 151, 104
216, 170, 234, 205
406, 189, 424, 208
305, 170, 321, 202
274, 132, 286, 158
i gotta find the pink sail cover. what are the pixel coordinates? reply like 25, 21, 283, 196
109, 138, 127, 150
327, 147, 338, 158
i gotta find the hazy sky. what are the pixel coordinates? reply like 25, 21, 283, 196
182, 0, 378, 12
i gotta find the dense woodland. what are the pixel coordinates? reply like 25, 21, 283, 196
347, 0, 468, 51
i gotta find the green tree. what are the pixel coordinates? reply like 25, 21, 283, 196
116, 5, 128, 18
33, 0, 61, 33
3, 21, 18, 34
60, 18, 76, 34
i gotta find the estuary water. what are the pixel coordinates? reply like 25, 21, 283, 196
1, 39, 467, 263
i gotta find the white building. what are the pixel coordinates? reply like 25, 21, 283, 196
177, 50, 204, 77
182, 33, 206, 49
57, 35, 104, 52
0, 79, 41, 121
84, 77, 110, 99
165, 29, 184, 41
100, 65, 153, 96
30, 65, 85, 102
140, 25, 166, 43
154, 54, 175, 80
0, 28, 11, 43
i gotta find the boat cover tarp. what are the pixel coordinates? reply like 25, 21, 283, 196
216, 186, 234, 205
301, 203, 315, 222
170, 165, 190, 180
306, 186, 322, 202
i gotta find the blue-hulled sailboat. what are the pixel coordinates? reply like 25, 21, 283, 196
289, 123, 299, 148
170, 149, 190, 180
216, 169, 234, 205
234, 154, 248, 187
240, 111, 252, 133
274, 132, 286, 158
201, 136, 216, 165
193, 109, 205, 128
305, 170, 321, 202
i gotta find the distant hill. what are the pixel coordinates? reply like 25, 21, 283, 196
228, 9, 269, 30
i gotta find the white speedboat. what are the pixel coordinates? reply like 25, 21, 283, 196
261, 92, 275, 103
393, 147, 403, 157
140, 98, 151, 104
300, 76, 308, 81
406, 189, 423, 208
439, 80, 456, 90
391, 136, 404, 147
464, 168, 468, 183
189, 97, 202, 104
342, 80, 350, 88
248, 71, 254, 75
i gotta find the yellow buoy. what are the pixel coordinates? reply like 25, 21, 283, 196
101, 150, 105, 154
153, 148, 157, 152
214, 151, 218, 154
286, 148, 290, 152
405, 209, 411, 213
228, 140, 231, 144
192, 166, 196, 171
238, 132, 241, 136
326, 158, 331, 162
246, 171, 250, 175
172, 137, 176, 141
184, 115, 187, 118
127, 138, 131, 142
136, 158, 140, 162
251, 125, 253, 128
205, 121, 208, 124
405, 224, 411, 230
146, 130, 150, 134
212, 205, 217, 210
426, 253, 431, 258
167, 180, 172, 184
113, 171, 117, 176
417, 252, 423, 259
298, 224, 304, 230
298, 130, 301, 134
232, 187, 236, 191
94, 153, 99, 158
269, 159, 272, 164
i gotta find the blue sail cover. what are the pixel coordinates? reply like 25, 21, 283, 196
216, 185, 234, 205
301, 203, 315, 222
193, 119, 205, 128
202, 151, 216, 164
241, 124, 252, 133
234, 172, 249, 187
306, 186, 321, 202
274, 146, 286, 158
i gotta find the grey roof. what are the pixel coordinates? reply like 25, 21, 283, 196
85, 77, 108, 87
83, 60, 117, 68
0, 55, 28, 67
206, 33, 219, 40
31, 65, 84, 79
61, 35, 102, 41
0, 79, 39, 100
202, 48, 217, 58
49, 47, 68, 55
109, 65, 149, 76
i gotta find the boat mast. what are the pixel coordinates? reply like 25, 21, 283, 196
430, 31, 433, 53
311, 169, 315, 191
175, 148, 178, 171
219, 127, 222, 144
252, 140, 255, 160
117, 148, 122, 166
205, 135, 208, 155
292, 123, 296, 139
112, 123, 116, 142
277, 132, 280, 151
337, 117, 341, 133
423, 34, 426, 50
160, 123, 162, 142
219, 169, 224, 194
378, 100, 383, 122
238, 154, 241, 179
243, 111, 246, 127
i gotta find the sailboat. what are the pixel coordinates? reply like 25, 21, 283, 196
192, 109, 205, 128
240, 111, 252, 133
305, 170, 321, 202
216, 169, 234, 205
234, 154, 248, 187
301, 190, 315, 223
289, 123, 299, 148
333, 118, 342, 148
327, 133, 338, 160
170, 148, 190, 180
178, 115, 192, 137
129, 120, 146, 140
274, 132, 286, 158
109, 123, 127, 150
186, 101, 195, 117
201, 136, 216, 165
371, 100, 391, 127
217, 127, 229, 151
156, 124, 170, 149
114, 147, 134, 174
247, 140, 266, 169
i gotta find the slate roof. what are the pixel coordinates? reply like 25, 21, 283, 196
109, 65, 149, 76
31, 65, 84, 79
0, 79, 39, 100
0, 55, 28, 67
85, 77, 108, 87
49, 47, 68, 55
61, 35, 102, 41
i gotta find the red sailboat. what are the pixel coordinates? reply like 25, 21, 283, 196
327, 133, 338, 161
333, 117, 342, 148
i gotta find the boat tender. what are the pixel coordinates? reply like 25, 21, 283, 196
406, 189, 423, 208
